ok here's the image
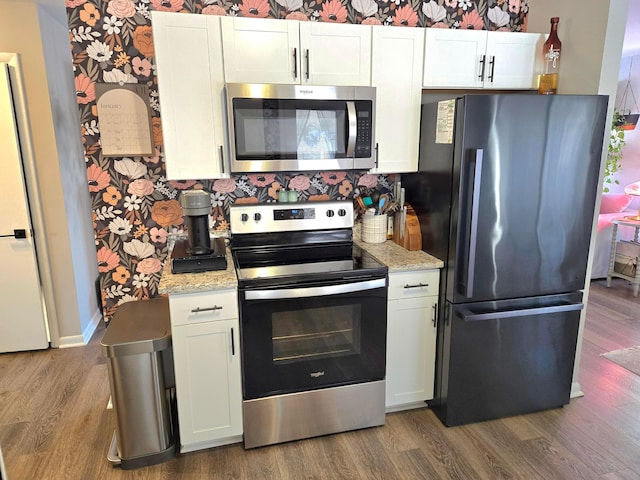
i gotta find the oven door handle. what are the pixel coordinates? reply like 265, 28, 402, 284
244, 278, 386, 301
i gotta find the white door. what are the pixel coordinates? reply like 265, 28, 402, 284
221, 16, 300, 84
371, 26, 424, 173
152, 12, 227, 180
299, 22, 371, 86
423, 29, 487, 88
486, 32, 543, 89
0, 63, 48, 353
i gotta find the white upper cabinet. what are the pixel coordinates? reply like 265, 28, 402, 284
152, 11, 228, 180
423, 29, 543, 90
370, 26, 424, 173
221, 17, 371, 86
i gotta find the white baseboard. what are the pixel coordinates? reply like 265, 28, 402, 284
570, 381, 584, 399
58, 307, 102, 348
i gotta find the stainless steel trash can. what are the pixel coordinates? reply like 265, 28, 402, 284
101, 297, 176, 470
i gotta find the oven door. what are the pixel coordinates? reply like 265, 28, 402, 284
239, 277, 387, 400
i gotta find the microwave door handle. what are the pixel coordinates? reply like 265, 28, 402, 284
346, 101, 357, 157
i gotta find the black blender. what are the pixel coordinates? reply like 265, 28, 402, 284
170, 190, 227, 274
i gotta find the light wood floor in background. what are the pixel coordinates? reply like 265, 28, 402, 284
1, 279, 640, 479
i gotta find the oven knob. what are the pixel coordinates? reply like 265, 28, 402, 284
338, 209, 347, 217
326, 209, 335, 217
254, 213, 262, 222
241, 213, 249, 222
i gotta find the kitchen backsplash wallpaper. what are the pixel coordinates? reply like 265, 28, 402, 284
67, 0, 528, 319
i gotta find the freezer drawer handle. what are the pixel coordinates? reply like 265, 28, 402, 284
404, 283, 428, 289
459, 302, 583, 322
191, 305, 223, 313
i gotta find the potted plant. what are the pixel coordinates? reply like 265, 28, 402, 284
603, 110, 626, 193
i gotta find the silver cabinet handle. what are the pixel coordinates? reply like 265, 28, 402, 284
191, 306, 223, 313
404, 283, 428, 289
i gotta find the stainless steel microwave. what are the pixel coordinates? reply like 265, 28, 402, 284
225, 83, 376, 173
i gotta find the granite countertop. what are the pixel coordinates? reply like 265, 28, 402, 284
158, 228, 444, 295
158, 243, 237, 295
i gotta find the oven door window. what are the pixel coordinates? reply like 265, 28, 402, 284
272, 304, 361, 364
240, 286, 387, 400
232, 98, 347, 161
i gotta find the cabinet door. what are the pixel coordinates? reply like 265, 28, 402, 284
386, 295, 437, 409
299, 22, 371, 86
423, 29, 486, 88
371, 26, 423, 173
172, 319, 243, 448
221, 16, 300, 84
152, 12, 226, 180
486, 32, 543, 89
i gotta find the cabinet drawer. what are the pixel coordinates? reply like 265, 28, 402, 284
388, 270, 439, 300
169, 289, 238, 326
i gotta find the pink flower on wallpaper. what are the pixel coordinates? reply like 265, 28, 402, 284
393, 5, 418, 27
289, 175, 311, 191
362, 17, 382, 25
149, 227, 168, 244
321, 172, 347, 185
169, 179, 197, 190
106, 0, 137, 18
357, 174, 378, 189
239, 0, 270, 18
87, 164, 110, 192
97, 246, 120, 272
431, 22, 449, 28
143, 148, 161, 164
202, 5, 226, 15
286, 12, 308, 21
136, 258, 163, 274
150, 0, 184, 12
127, 179, 155, 196
65, 0, 87, 7
320, 0, 348, 23
132, 57, 152, 76
75, 73, 95, 104
508, 0, 521, 15
461, 10, 484, 30
213, 178, 237, 194
248, 174, 276, 187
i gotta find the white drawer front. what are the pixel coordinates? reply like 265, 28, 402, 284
169, 289, 238, 326
388, 270, 439, 300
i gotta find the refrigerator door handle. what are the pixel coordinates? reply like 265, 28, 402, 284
458, 302, 583, 322
461, 148, 483, 298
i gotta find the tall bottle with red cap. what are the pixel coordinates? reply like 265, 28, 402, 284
538, 17, 561, 95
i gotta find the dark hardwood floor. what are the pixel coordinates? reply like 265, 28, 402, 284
1, 279, 640, 479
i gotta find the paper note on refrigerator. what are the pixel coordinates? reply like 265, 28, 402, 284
435, 99, 455, 144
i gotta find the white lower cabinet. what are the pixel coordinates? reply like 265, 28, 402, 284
169, 290, 243, 452
386, 270, 439, 411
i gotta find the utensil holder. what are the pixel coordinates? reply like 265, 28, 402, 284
362, 214, 387, 244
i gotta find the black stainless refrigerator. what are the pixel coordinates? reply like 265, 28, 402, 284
403, 94, 608, 426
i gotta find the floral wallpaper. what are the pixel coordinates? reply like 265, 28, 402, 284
66, 0, 527, 320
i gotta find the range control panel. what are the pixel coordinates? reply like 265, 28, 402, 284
230, 201, 354, 235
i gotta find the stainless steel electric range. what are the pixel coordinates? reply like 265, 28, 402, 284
229, 201, 388, 449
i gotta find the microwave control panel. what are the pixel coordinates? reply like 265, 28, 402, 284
354, 101, 373, 158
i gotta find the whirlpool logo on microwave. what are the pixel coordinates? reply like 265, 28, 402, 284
310, 371, 325, 378
299, 89, 314, 95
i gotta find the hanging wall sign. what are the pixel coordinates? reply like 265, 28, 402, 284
95, 83, 154, 157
